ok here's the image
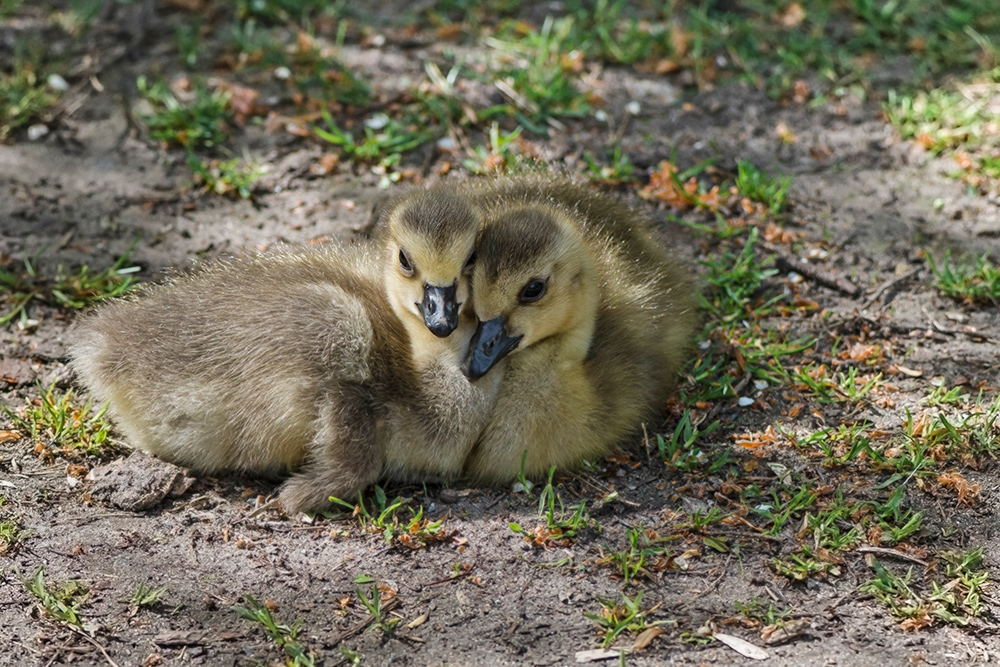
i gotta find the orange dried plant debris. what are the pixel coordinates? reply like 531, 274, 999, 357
639, 161, 723, 211
763, 222, 800, 244
733, 425, 783, 450
936, 472, 981, 505
838, 342, 883, 365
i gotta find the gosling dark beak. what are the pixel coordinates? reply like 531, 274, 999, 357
419, 283, 459, 338
463, 316, 522, 381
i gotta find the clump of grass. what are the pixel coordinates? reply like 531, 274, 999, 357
699, 227, 781, 323
488, 16, 590, 130
137, 76, 231, 150
585, 590, 664, 648
463, 122, 530, 174
861, 548, 989, 630
0, 517, 26, 554
0, 61, 58, 140
685, 227, 813, 402
3, 379, 117, 460
356, 580, 400, 635
0, 251, 140, 327
189, 154, 265, 199
735, 598, 793, 630
584, 145, 637, 185
748, 481, 818, 536
772, 545, 842, 582
315, 109, 436, 163
735, 160, 791, 214
566, 0, 663, 65
657, 410, 723, 473
926, 251, 1000, 304
601, 525, 676, 583
128, 582, 167, 610
509, 468, 597, 547
234, 594, 318, 667
24, 567, 99, 636
284, 35, 371, 107
329, 486, 455, 548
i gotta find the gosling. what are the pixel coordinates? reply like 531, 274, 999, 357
460, 192, 696, 483
70, 186, 499, 513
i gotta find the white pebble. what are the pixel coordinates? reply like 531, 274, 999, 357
594, 109, 608, 122
754, 380, 768, 391
364, 113, 390, 130
625, 101, 641, 115
47, 73, 69, 92
738, 396, 754, 407
274, 66, 292, 80
27, 124, 49, 141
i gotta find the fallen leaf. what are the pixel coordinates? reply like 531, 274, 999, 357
775, 121, 796, 144
406, 613, 427, 629
715, 632, 769, 660
704, 536, 729, 553
0, 430, 22, 444
575, 648, 625, 663
779, 2, 806, 27
632, 627, 665, 650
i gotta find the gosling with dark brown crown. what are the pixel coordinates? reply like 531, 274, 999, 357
70, 185, 499, 514
460, 188, 696, 483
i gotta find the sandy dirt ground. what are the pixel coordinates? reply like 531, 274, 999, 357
1, 2, 999, 666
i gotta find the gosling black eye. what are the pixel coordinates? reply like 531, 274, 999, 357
519, 278, 546, 303
399, 248, 413, 274
463, 252, 476, 272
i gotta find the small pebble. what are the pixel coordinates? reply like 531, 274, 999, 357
47, 73, 69, 92
625, 101, 641, 115
27, 124, 49, 141
594, 109, 608, 122
436, 136, 457, 151
274, 66, 291, 80
738, 396, 754, 407
364, 113, 390, 130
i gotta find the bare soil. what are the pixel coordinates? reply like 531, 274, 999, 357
1, 4, 999, 667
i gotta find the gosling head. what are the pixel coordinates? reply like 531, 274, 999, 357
379, 187, 480, 339
463, 204, 599, 381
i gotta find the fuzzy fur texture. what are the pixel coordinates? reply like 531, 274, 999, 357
461, 177, 697, 482
71, 186, 499, 513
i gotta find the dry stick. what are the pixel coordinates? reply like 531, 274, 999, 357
857, 546, 929, 567
920, 306, 998, 344
861, 267, 921, 310
57, 625, 120, 667
328, 597, 400, 645
760, 242, 862, 298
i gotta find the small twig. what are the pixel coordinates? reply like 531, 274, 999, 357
857, 546, 929, 567
327, 597, 400, 645
761, 241, 862, 298
242, 497, 280, 521
67, 626, 120, 667
862, 268, 920, 310
921, 307, 997, 343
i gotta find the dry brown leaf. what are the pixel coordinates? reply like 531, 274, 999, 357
775, 122, 796, 144
631, 627, 665, 650
406, 613, 428, 629
779, 3, 806, 27
0, 430, 22, 444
